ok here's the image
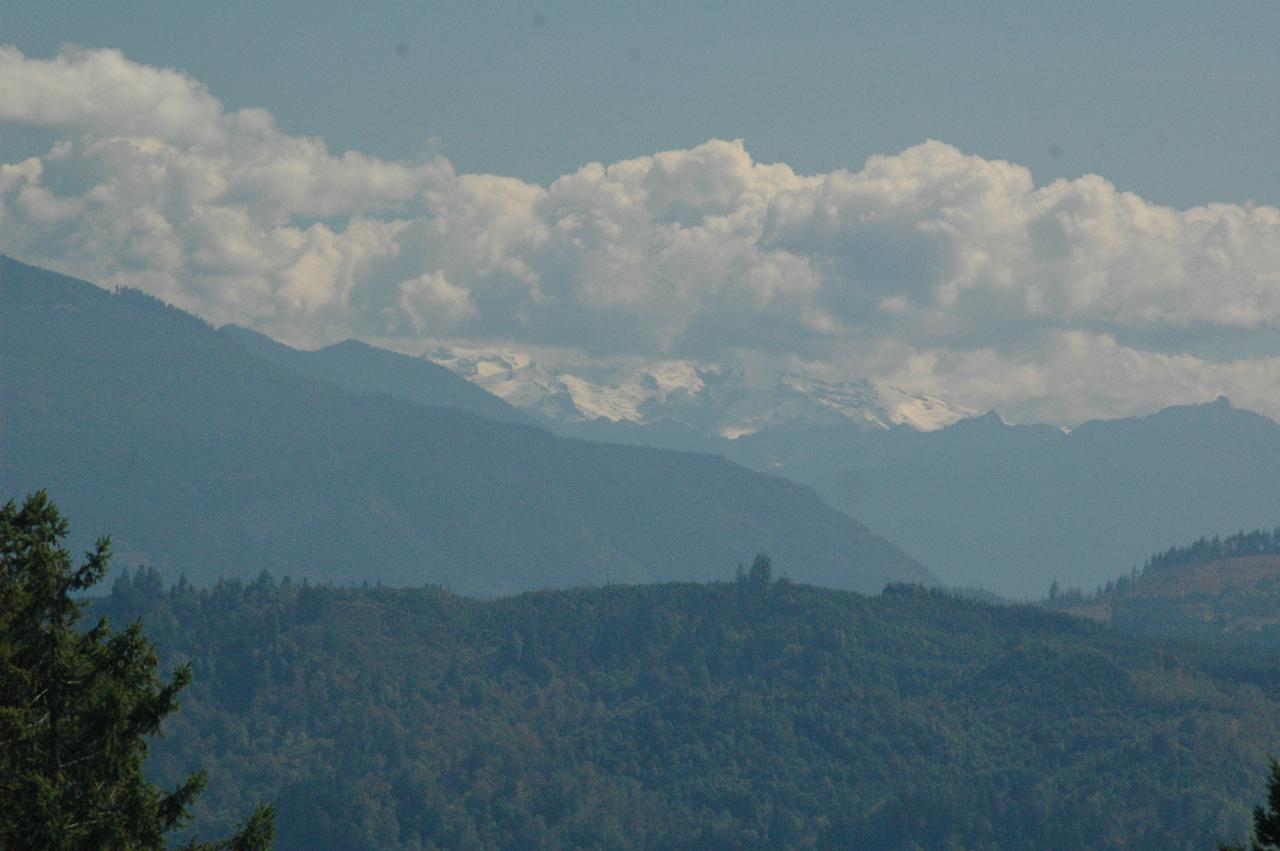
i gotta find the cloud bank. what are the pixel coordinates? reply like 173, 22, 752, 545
5, 46, 1280, 425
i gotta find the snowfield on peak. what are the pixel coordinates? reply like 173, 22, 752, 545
877, 385, 984, 432
426, 347, 976, 436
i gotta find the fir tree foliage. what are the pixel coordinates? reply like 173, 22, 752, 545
1223, 760, 1280, 851
0, 491, 274, 850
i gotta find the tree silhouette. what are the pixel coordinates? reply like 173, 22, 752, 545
0, 491, 274, 850
1221, 759, 1280, 851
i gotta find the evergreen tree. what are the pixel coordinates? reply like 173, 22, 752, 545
0, 491, 274, 850
747, 553, 772, 585
1222, 760, 1280, 851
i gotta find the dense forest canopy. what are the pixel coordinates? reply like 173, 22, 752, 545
90, 565, 1280, 850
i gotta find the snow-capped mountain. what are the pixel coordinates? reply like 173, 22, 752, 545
427, 347, 975, 436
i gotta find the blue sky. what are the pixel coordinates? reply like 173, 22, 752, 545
4, 0, 1278, 206
2, 1, 1280, 424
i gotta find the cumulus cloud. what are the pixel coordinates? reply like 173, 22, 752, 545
4, 45, 1280, 424
391, 271, 478, 333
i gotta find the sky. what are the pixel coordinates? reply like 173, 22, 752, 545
2, 1, 1280, 425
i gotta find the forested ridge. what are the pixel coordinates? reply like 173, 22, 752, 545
95, 566, 1280, 850
1143, 528, 1280, 575
1047, 527, 1280, 650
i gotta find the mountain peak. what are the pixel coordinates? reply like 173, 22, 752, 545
321, 338, 378, 355
427, 346, 976, 438
943, 409, 1011, 434
1149, 394, 1272, 428
3, 258, 936, 595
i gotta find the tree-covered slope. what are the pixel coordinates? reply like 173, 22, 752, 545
0, 257, 932, 594
1052, 528, 1280, 649
218, 324, 536, 427
97, 571, 1280, 850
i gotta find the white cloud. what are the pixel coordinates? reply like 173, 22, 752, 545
5, 45, 1280, 424
0, 46, 226, 145
391, 271, 478, 333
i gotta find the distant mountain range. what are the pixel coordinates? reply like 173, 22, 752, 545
429, 344, 1280, 600
13, 249, 1273, 600
777, 398, 1280, 598
0, 256, 933, 594
220, 326, 536, 428
428, 346, 976, 437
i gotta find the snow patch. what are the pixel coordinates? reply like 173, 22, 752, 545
877, 385, 979, 431
428, 346, 976, 436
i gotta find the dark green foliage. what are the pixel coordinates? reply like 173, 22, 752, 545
90, 569, 1280, 849
1098, 581, 1280, 650
1222, 760, 1280, 851
1255, 762, 1280, 849
0, 255, 932, 595
0, 492, 273, 850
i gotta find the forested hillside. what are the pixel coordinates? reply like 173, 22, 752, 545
1053, 528, 1280, 649
97, 568, 1280, 850
0, 256, 931, 594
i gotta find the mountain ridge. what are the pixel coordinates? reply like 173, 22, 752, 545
800, 395, 1280, 597
427, 345, 977, 437
218, 324, 537, 427
0, 255, 934, 595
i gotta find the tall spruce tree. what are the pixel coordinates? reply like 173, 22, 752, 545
0, 491, 274, 850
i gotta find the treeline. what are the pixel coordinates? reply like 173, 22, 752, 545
1036, 524, 1280, 653
91, 564, 1280, 849
1042, 526, 1280, 610
1143, 527, 1280, 574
